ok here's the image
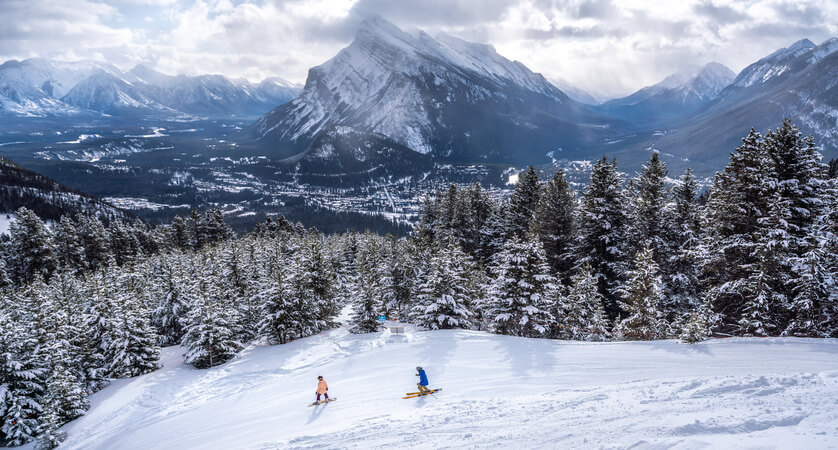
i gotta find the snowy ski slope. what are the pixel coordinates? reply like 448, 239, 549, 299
55, 313, 838, 449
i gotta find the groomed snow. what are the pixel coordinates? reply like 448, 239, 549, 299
55, 312, 838, 449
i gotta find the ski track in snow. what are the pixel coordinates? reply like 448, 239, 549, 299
51, 314, 838, 450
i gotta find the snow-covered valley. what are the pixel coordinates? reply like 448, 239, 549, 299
55, 315, 838, 449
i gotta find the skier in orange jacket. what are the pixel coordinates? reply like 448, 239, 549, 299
315, 376, 329, 404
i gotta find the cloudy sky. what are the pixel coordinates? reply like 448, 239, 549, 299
1, 0, 836, 98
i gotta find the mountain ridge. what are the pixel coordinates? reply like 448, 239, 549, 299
248, 16, 624, 166
0, 58, 301, 118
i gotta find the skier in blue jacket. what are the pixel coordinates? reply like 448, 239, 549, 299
415, 366, 430, 394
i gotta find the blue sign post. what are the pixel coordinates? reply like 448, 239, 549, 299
378, 315, 386, 321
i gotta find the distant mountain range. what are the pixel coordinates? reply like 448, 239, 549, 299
595, 62, 736, 129
247, 17, 837, 174
609, 37, 838, 173
0, 59, 300, 118
2, 17, 838, 176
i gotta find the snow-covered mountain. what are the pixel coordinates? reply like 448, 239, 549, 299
596, 62, 735, 129
0, 59, 301, 118
55, 315, 838, 449
616, 37, 838, 174
548, 77, 607, 105
250, 16, 623, 164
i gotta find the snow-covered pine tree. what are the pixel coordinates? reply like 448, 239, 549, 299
383, 237, 415, 319
150, 254, 191, 346
80, 269, 121, 383
416, 192, 441, 242
106, 267, 160, 378
534, 169, 576, 282
6, 207, 57, 284
460, 183, 494, 258
615, 244, 669, 340
53, 216, 85, 274
256, 260, 299, 344
294, 232, 339, 331
412, 238, 475, 330
663, 168, 703, 322
108, 219, 141, 266
507, 166, 541, 239
170, 215, 190, 250
186, 208, 203, 249
350, 237, 386, 333
627, 152, 672, 271
701, 128, 778, 333
221, 241, 259, 341
437, 184, 467, 246
0, 309, 46, 446
559, 263, 610, 341
478, 199, 508, 264
182, 260, 243, 368
680, 294, 716, 344
488, 235, 554, 337
36, 362, 88, 449
199, 208, 234, 247
574, 157, 629, 320
766, 120, 829, 256
0, 257, 11, 291
77, 214, 111, 272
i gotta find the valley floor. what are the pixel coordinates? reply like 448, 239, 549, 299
53, 312, 838, 449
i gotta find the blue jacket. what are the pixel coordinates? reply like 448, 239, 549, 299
418, 369, 429, 386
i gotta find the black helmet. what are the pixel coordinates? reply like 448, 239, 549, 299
318, 375, 323, 379
416, 366, 422, 371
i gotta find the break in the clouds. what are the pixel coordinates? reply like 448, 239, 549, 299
1, 0, 837, 98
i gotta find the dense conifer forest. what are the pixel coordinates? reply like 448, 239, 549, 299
1, 120, 836, 447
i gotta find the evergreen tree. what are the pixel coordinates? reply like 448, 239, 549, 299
108, 219, 141, 266
574, 157, 629, 319
701, 129, 777, 332
664, 168, 702, 320
0, 256, 11, 291
256, 262, 299, 344
36, 363, 88, 449
293, 233, 339, 332
182, 263, 243, 368
488, 235, 554, 337
77, 215, 110, 272
6, 207, 57, 284
53, 216, 85, 273
785, 221, 836, 336
507, 166, 541, 239
478, 200, 508, 263
199, 208, 234, 247
615, 244, 669, 340
534, 169, 576, 282
460, 183, 494, 258
150, 256, 191, 346
627, 152, 671, 269
350, 237, 387, 333
559, 263, 610, 341
106, 268, 160, 378
680, 295, 716, 344
412, 239, 475, 330
0, 310, 45, 446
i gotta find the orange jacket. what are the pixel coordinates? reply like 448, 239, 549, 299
317, 379, 328, 394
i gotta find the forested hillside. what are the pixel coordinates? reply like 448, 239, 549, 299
0, 156, 131, 224
1, 120, 836, 448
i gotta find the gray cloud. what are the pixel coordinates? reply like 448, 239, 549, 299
693, 1, 748, 24
0, 0, 835, 99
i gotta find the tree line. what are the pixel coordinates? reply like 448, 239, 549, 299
0, 120, 836, 447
